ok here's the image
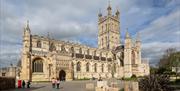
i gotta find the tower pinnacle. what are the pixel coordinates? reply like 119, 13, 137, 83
107, 0, 112, 15
125, 28, 130, 38
98, 9, 102, 17
136, 32, 141, 42
25, 20, 30, 31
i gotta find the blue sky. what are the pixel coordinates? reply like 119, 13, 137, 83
0, 0, 180, 67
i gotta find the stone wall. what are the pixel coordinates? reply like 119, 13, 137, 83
94, 80, 139, 91
0, 77, 15, 90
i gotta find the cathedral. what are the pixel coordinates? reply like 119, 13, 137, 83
20, 4, 149, 81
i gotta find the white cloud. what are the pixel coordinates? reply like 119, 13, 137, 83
139, 8, 180, 66
140, 8, 180, 42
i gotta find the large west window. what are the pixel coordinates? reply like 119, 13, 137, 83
32, 58, 43, 72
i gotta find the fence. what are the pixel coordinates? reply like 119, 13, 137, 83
0, 77, 15, 90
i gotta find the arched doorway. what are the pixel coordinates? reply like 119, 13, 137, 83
59, 70, 66, 81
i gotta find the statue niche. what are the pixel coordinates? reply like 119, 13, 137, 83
116, 51, 124, 66
49, 43, 56, 52
61, 45, 67, 53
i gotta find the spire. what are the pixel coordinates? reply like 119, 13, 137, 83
116, 6, 120, 16
47, 32, 50, 38
125, 28, 130, 39
26, 20, 29, 28
98, 8, 102, 17
136, 32, 141, 42
107, 0, 112, 16
25, 20, 30, 31
116, 9, 120, 15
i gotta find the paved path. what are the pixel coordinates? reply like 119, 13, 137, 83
4, 81, 97, 91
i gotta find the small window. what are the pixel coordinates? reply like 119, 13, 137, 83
102, 64, 104, 72
108, 64, 111, 72
79, 48, 82, 54
87, 49, 90, 55
94, 63, 97, 72
37, 40, 41, 48
70, 47, 74, 53
86, 62, 90, 72
2, 73, 6, 76
94, 50, 96, 56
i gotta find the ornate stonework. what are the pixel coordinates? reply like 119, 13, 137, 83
20, 4, 149, 81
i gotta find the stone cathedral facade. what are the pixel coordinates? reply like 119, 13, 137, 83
20, 4, 149, 81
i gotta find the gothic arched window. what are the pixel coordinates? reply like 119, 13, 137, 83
86, 62, 90, 72
76, 62, 81, 72
105, 36, 107, 46
71, 62, 74, 69
79, 48, 82, 54
87, 49, 89, 55
106, 52, 108, 57
102, 26, 104, 32
102, 38, 104, 47
108, 64, 111, 72
70, 47, 74, 53
102, 64, 104, 72
132, 51, 135, 64
94, 63, 97, 72
61, 45, 66, 52
106, 24, 107, 31
113, 64, 116, 73
94, 50, 96, 56
37, 40, 41, 48
32, 58, 43, 72
100, 52, 102, 57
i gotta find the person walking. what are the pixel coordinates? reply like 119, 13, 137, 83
52, 77, 56, 88
56, 78, 60, 89
22, 80, 26, 88
26, 80, 31, 88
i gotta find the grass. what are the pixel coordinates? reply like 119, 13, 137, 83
121, 77, 138, 81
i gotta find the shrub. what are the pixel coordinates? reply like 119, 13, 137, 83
175, 79, 180, 84
131, 74, 137, 78
139, 74, 172, 91
119, 88, 124, 91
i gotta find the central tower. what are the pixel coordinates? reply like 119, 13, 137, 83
98, 4, 121, 50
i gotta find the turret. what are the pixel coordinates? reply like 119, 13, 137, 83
98, 9, 103, 21
107, 2, 112, 16
20, 20, 31, 81
135, 32, 141, 64
115, 9, 120, 19
23, 20, 31, 37
23, 20, 31, 54
98, 2, 121, 50
135, 32, 141, 48
125, 30, 132, 48
124, 29, 132, 78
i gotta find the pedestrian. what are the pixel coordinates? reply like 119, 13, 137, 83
22, 80, 26, 88
26, 80, 31, 88
56, 78, 60, 89
52, 77, 56, 88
